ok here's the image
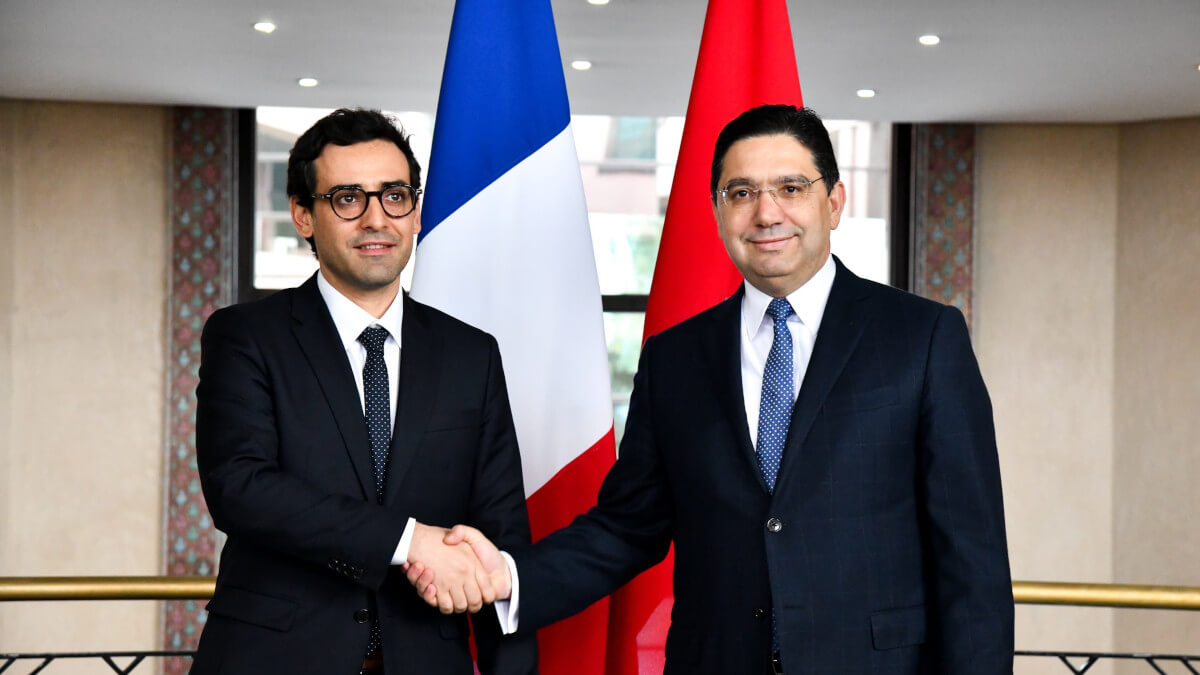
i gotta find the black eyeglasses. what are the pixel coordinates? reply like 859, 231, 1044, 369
311, 184, 421, 220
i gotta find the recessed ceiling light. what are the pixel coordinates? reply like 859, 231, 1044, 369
297, 77, 319, 88
571, 60, 593, 71
587, 0, 611, 5
918, 34, 940, 46
856, 88, 876, 98
253, 21, 276, 34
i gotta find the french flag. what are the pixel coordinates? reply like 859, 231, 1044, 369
411, 0, 615, 672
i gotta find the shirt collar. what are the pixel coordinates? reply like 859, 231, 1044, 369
316, 271, 404, 350
741, 254, 837, 339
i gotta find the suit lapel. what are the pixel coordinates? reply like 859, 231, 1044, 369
702, 288, 768, 493
776, 258, 871, 496
383, 293, 441, 505
290, 275, 375, 499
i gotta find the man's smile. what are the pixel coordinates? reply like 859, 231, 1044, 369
353, 241, 398, 255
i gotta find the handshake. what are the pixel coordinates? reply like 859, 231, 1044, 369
404, 522, 510, 615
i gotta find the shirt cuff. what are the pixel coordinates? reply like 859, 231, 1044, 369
494, 550, 520, 634
391, 517, 416, 565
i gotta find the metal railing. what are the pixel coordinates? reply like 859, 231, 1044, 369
4, 576, 1198, 606
1, 577, 1198, 672
0, 651, 186, 674
1013, 580, 1200, 611
1015, 650, 1199, 674
0, 576, 212, 601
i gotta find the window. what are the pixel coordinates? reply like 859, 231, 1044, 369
243, 109, 897, 441
575, 115, 681, 441
827, 121, 892, 285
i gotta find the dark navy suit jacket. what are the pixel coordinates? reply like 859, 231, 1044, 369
512, 258, 1013, 674
192, 276, 538, 674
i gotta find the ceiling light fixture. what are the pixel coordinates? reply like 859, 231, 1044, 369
571, 59, 593, 71
918, 34, 940, 46
856, 88, 876, 98
253, 21, 276, 34
297, 77, 319, 88
587, 0, 611, 5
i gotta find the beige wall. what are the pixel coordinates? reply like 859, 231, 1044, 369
977, 118, 1200, 671
0, 95, 15, 647
0, 100, 169, 655
1113, 118, 1200, 658
976, 125, 1120, 670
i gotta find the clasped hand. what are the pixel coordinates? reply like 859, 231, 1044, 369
404, 524, 509, 614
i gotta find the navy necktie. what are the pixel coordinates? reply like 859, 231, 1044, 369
358, 325, 392, 500
357, 325, 391, 657
757, 298, 795, 493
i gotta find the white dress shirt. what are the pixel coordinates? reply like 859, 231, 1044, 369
320, 273, 520, 631
315, 272, 416, 565
499, 255, 838, 634
740, 255, 836, 448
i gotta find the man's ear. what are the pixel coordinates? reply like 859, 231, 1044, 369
827, 181, 847, 230
290, 196, 314, 239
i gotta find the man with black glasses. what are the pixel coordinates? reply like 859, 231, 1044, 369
192, 108, 537, 675
412, 105, 1013, 674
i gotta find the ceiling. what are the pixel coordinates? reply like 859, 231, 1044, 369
1, 0, 1198, 123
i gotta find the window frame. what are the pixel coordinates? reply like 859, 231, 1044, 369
236, 113, 912, 304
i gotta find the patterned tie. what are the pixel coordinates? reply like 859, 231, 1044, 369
357, 325, 391, 657
358, 326, 392, 499
757, 298, 794, 493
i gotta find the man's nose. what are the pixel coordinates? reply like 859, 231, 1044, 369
753, 188, 785, 224
359, 193, 390, 228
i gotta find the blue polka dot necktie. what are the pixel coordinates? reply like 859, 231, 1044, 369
358, 326, 392, 500
757, 298, 794, 494
357, 325, 391, 657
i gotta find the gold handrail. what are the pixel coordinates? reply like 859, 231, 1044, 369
0, 576, 214, 601
1, 577, 1199, 609
1013, 581, 1200, 611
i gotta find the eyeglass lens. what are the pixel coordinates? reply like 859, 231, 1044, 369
722, 180, 817, 209
329, 186, 416, 219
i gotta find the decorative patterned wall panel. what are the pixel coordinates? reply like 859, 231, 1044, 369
912, 124, 976, 330
162, 107, 235, 672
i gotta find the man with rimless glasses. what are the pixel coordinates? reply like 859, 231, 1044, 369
192, 108, 537, 674
411, 105, 1013, 674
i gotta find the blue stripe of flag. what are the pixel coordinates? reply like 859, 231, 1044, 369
420, 0, 571, 241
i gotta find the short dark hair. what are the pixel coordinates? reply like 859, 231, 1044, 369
710, 105, 839, 201
286, 108, 422, 254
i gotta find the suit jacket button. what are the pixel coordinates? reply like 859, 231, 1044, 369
354, 609, 371, 624
753, 607, 767, 620
766, 517, 783, 533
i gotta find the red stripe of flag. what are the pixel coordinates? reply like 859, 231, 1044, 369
526, 429, 616, 673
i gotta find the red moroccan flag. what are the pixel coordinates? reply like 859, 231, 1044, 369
643, 0, 804, 339
605, 1, 803, 673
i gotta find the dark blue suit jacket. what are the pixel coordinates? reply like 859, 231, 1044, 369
192, 276, 538, 674
512, 258, 1013, 674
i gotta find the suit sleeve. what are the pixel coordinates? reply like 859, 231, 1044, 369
466, 336, 540, 675
196, 307, 408, 590
509, 334, 674, 632
918, 305, 1014, 672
